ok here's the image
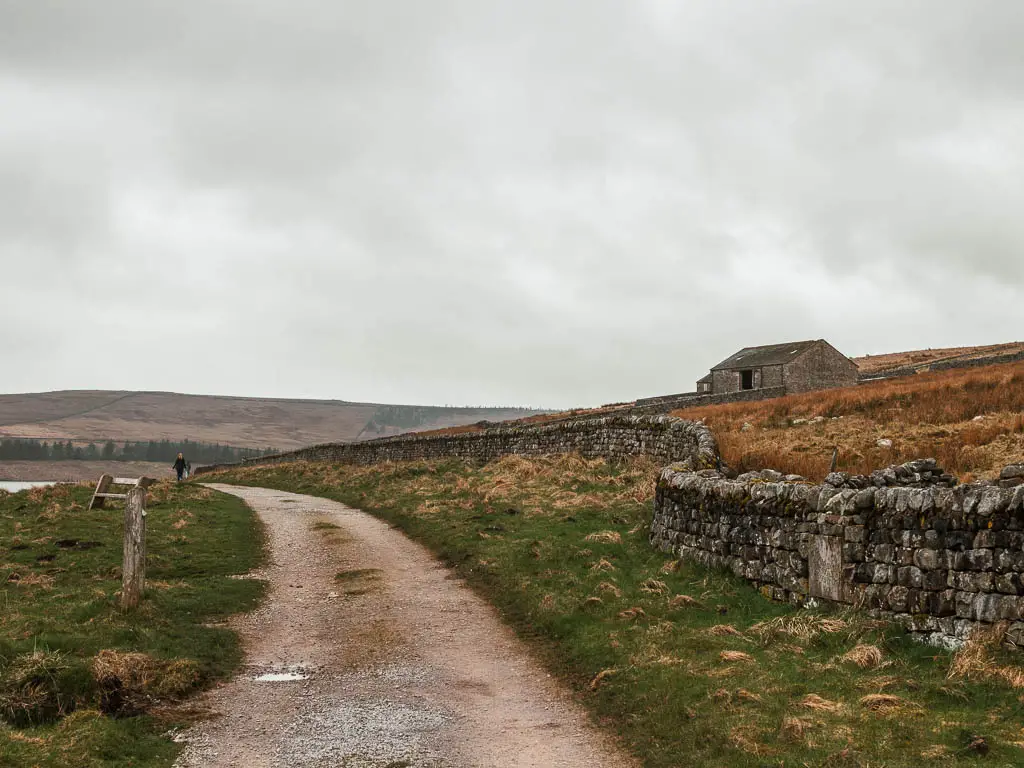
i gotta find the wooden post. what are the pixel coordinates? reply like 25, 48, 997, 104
121, 487, 147, 609
829, 447, 839, 473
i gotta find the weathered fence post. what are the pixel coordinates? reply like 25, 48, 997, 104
829, 447, 839, 473
121, 486, 147, 609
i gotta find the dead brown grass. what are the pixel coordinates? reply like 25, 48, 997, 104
853, 342, 1024, 374
667, 594, 702, 609
801, 693, 842, 712
749, 615, 849, 644
618, 607, 647, 621
709, 625, 744, 637
839, 644, 885, 669
639, 578, 668, 594
719, 650, 754, 663
948, 624, 1024, 689
780, 716, 813, 743
859, 693, 910, 712
672, 360, 1024, 480
589, 668, 617, 690
585, 531, 623, 545
596, 581, 622, 598
91, 650, 200, 716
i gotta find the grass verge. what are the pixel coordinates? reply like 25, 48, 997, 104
0, 481, 265, 767
204, 456, 1024, 767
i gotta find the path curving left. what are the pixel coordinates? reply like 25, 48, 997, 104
172, 484, 638, 768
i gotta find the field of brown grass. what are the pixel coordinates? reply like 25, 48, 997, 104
852, 341, 1024, 374
0, 391, 544, 450
671, 360, 1024, 481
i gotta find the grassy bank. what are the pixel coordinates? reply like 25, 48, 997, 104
0, 482, 265, 767
673, 360, 1024, 481
205, 457, 1024, 767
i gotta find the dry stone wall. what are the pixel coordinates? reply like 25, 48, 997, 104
651, 460, 1024, 648
195, 415, 719, 476
630, 386, 788, 415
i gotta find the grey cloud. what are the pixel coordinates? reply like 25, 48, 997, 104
1, 1, 1022, 407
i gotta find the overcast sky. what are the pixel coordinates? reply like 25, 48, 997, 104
1, 1, 1022, 409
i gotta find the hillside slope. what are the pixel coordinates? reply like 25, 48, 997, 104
852, 341, 1024, 374
671, 359, 1024, 482
0, 391, 544, 450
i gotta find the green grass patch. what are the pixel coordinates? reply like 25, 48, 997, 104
204, 457, 1024, 767
311, 521, 341, 530
0, 481, 266, 767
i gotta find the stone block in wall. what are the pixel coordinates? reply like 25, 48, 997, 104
894, 548, 915, 566
927, 590, 956, 617
922, 569, 949, 591
949, 571, 994, 593
964, 549, 995, 571
842, 542, 865, 563
869, 543, 895, 564
887, 586, 910, 612
995, 572, 1022, 594
897, 566, 924, 589
912, 548, 941, 570
997, 595, 1024, 621
844, 525, 866, 543
1007, 622, 1024, 646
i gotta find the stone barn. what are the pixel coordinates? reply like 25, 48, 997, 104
700, 339, 858, 396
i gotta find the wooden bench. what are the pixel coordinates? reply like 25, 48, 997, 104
88, 475, 156, 510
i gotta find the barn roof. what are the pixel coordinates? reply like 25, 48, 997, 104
696, 373, 712, 384
710, 340, 821, 371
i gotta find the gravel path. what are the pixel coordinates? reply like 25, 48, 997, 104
173, 484, 637, 768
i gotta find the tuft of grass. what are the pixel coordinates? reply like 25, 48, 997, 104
0, 650, 75, 727
859, 693, 910, 712
202, 456, 1024, 767
719, 651, 754, 663
0, 481, 265, 765
750, 615, 849, 645
947, 623, 1024, 689
585, 531, 622, 545
800, 693, 842, 712
839, 644, 885, 669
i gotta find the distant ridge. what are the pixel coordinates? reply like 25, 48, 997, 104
0, 390, 547, 450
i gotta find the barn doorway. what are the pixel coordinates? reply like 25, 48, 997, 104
740, 370, 754, 390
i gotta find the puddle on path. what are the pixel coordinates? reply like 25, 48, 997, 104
255, 672, 307, 682
251, 664, 313, 683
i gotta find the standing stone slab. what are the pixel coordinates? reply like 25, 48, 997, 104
809, 535, 843, 601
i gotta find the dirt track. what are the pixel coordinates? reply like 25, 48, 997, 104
173, 484, 636, 768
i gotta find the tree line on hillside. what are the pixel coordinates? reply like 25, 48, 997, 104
0, 438, 278, 464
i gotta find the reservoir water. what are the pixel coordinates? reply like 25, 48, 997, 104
0, 481, 58, 493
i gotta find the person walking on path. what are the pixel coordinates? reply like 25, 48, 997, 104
173, 453, 187, 482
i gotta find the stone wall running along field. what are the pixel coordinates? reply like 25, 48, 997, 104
194, 414, 720, 476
